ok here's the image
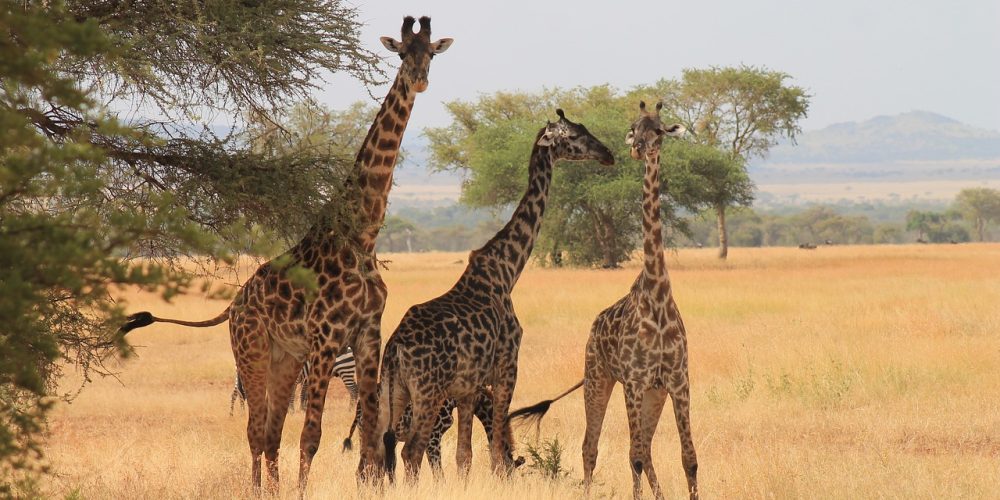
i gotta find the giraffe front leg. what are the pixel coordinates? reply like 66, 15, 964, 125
489, 377, 516, 476
353, 317, 383, 484
640, 387, 669, 500
624, 381, 647, 500
670, 378, 698, 500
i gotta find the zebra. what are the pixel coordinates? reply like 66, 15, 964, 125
230, 347, 358, 415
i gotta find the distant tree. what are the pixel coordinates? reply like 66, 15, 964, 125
426, 86, 741, 267
953, 188, 1000, 241
906, 209, 969, 243
873, 224, 905, 244
656, 66, 810, 258
379, 215, 417, 252
906, 210, 935, 241
427, 87, 649, 268
661, 141, 755, 253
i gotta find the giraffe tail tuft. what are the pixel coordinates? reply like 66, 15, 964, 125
342, 437, 352, 451
118, 312, 154, 334
382, 430, 397, 479
507, 380, 584, 430
506, 400, 553, 429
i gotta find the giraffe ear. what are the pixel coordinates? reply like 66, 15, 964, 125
661, 123, 686, 138
380, 37, 402, 53
431, 38, 454, 54
537, 128, 555, 146
625, 129, 636, 146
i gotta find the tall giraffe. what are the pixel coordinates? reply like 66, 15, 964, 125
375, 110, 615, 481
510, 102, 696, 499
118, 16, 453, 492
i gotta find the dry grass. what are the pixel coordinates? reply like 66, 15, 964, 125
42, 244, 1000, 499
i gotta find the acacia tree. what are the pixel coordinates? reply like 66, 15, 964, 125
658, 66, 810, 258
1, 1, 381, 492
426, 86, 704, 268
661, 141, 754, 252
953, 187, 1000, 242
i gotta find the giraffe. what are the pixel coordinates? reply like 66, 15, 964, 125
375, 110, 615, 481
509, 102, 696, 499
118, 16, 453, 492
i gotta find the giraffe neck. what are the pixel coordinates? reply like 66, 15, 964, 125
354, 73, 416, 251
464, 143, 553, 293
641, 150, 668, 283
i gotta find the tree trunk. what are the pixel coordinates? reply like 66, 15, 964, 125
977, 217, 985, 242
601, 217, 618, 268
716, 203, 729, 259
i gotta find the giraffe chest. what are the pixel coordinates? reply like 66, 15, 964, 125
589, 291, 686, 384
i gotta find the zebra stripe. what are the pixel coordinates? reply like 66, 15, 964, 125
229, 347, 357, 414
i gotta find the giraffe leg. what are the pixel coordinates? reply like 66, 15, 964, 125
353, 318, 383, 483
233, 325, 269, 491
454, 398, 475, 477
262, 349, 304, 490
401, 393, 444, 482
640, 387, 669, 500
624, 382, 647, 500
489, 377, 516, 475
427, 402, 454, 480
670, 379, 698, 500
582, 373, 615, 495
297, 346, 338, 494
230, 373, 241, 416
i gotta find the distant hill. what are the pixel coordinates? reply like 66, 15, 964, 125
765, 111, 1000, 164
749, 112, 1000, 205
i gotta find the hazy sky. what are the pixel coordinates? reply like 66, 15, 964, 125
317, 0, 1000, 134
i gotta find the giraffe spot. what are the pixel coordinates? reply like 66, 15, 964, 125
380, 115, 395, 132
377, 137, 398, 151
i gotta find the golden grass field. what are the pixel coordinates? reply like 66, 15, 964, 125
42, 244, 1000, 499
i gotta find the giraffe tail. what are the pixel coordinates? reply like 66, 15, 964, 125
118, 306, 231, 335
342, 399, 361, 452
507, 379, 584, 429
376, 341, 401, 480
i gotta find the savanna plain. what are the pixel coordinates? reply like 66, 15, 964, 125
42, 244, 1000, 499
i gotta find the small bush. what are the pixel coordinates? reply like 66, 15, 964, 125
524, 437, 570, 480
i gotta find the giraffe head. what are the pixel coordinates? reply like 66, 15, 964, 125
626, 101, 686, 160
536, 109, 615, 166
380, 16, 453, 93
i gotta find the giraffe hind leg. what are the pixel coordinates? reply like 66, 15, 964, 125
298, 344, 340, 493
263, 349, 304, 490
233, 331, 269, 491
452, 398, 473, 478
400, 393, 445, 482
353, 318, 384, 484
